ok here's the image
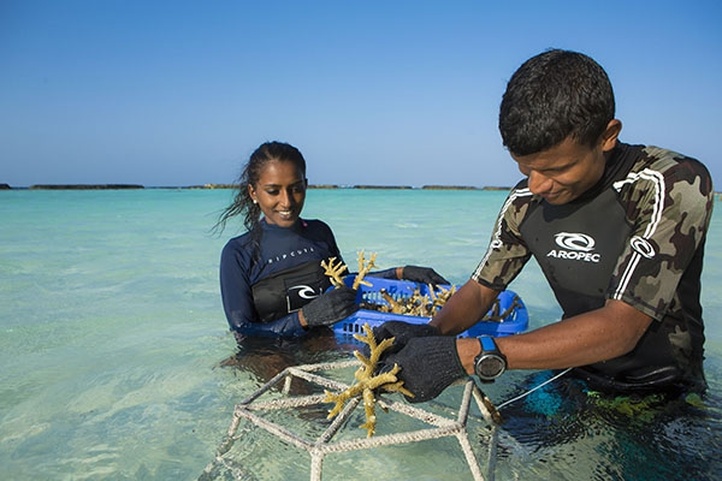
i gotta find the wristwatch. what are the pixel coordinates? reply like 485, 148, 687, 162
474, 336, 507, 382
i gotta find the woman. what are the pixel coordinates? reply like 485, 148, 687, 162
217, 141, 448, 340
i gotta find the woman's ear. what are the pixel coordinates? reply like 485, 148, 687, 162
247, 184, 257, 204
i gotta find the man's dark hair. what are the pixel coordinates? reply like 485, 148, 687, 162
499, 49, 615, 156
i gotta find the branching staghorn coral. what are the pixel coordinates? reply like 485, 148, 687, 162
430, 284, 456, 309
376, 284, 458, 317
321, 257, 348, 287
352, 251, 376, 290
324, 323, 413, 437
324, 252, 455, 316
321, 251, 377, 290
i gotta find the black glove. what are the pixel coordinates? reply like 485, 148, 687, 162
401, 266, 449, 285
381, 336, 467, 403
301, 286, 359, 327
373, 321, 440, 356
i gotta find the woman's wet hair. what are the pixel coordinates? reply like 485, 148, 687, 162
215, 141, 307, 234
499, 49, 615, 156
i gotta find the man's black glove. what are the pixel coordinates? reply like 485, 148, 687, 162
401, 266, 449, 285
381, 336, 467, 403
373, 321, 440, 355
301, 286, 358, 327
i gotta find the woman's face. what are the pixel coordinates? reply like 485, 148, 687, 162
248, 160, 307, 227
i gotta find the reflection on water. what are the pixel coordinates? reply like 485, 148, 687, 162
494, 370, 722, 480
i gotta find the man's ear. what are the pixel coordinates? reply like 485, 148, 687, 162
601, 119, 622, 152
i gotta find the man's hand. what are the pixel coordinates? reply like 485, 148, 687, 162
373, 321, 439, 355
381, 336, 467, 403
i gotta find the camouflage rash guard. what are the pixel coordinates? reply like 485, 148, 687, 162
472, 142, 714, 393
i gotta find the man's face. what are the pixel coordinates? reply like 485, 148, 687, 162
511, 124, 619, 205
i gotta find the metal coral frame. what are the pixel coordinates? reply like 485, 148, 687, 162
202, 359, 501, 481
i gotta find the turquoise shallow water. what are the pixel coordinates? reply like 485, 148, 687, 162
1, 188, 721, 480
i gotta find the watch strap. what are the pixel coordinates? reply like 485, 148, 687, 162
479, 335, 498, 352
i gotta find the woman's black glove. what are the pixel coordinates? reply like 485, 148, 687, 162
373, 321, 440, 355
301, 286, 358, 327
381, 336, 467, 403
401, 266, 449, 285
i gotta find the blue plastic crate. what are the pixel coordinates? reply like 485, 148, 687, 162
333, 276, 528, 343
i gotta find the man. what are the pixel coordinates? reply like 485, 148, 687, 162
377, 49, 714, 403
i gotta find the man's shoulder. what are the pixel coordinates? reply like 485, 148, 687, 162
614, 145, 714, 240
506, 182, 537, 210
617, 145, 713, 198
634, 146, 710, 181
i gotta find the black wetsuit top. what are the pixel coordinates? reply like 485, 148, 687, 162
220, 218, 342, 338
473, 142, 714, 393
220, 218, 397, 339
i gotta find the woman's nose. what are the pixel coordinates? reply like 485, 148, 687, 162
279, 189, 294, 206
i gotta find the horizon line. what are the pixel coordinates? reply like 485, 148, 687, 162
0, 182, 513, 191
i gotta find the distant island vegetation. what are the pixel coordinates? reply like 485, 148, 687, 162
0, 183, 511, 191
3, 183, 721, 198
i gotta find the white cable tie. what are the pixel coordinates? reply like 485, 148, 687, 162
496, 368, 573, 411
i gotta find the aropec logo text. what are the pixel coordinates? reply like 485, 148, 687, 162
547, 232, 601, 263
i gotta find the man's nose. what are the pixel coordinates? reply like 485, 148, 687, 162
527, 170, 553, 195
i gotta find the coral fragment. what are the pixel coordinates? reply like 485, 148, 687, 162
324, 323, 412, 437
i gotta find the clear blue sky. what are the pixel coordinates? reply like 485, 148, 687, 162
2, 0, 721, 188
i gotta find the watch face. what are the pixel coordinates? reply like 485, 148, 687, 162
478, 355, 504, 378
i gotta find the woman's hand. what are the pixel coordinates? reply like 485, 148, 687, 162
299, 286, 358, 327
400, 266, 449, 285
